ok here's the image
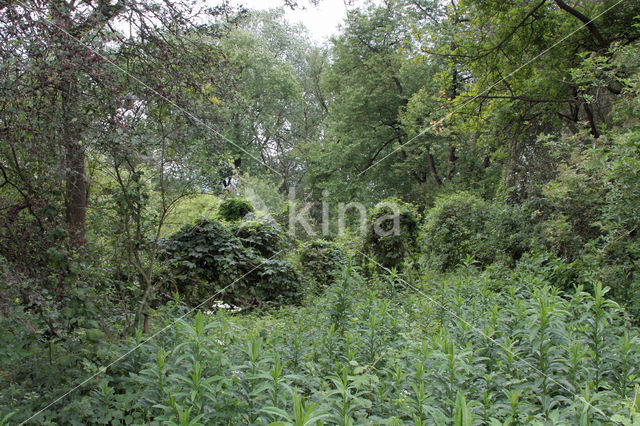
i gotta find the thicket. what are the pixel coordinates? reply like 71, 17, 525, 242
161, 218, 298, 308
217, 198, 255, 222
297, 240, 346, 293
421, 193, 530, 271
10, 260, 639, 424
2, 0, 640, 423
363, 199, 421, 271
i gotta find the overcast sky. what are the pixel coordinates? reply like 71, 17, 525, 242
228, 0, 364, 44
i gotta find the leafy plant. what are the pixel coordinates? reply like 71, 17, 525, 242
363, 198, 421, 271
217, 198, 255, 222
421, 192, 530, 271
161, 218, 299, 307
297, 240, 346, 293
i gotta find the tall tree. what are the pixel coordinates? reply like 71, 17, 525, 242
0, 0, 236, 333
218, 9, 327, 192
435, 0, 640, 198
309, 1, 418, 201
0, 0, 233, 246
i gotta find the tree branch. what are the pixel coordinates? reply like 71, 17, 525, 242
460, 94, 574, 103
553, 0, 607, 48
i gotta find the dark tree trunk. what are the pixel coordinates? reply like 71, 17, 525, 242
61, 76, 87, 245
583, 101, 600, 139
427, 148, 442, 187
445, 144, 457, 182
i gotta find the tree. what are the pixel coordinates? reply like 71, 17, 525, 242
218, 9, 327, 193
0, 0, 237, 334
308, 1, 420, 202
431, 0, 640, 198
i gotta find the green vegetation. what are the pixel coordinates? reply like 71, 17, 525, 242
297, 240, 346, 293
364, 199, 421, 271
162, 218, 298, 308
217, 198, 256, 222
6, 260, 640, 424
2, 0, 640, 424
422, 193, 530, 271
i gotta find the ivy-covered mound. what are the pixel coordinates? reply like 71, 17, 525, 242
297, 239, 346, 293
161, 218, 298, 308
363, 198, 421, 270
421, 192, 530, 271
217, 197, 255, 222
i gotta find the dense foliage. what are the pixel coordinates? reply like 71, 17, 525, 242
297, 240, 346, 293
7, 261, 640, 424
2, 0, 640, 423
422, 193, 530, 271
162, 219, 298, 308
217, 198, 256, 222
363, 199, 421, 270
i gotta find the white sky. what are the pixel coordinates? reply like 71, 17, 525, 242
228, 0, 365, 44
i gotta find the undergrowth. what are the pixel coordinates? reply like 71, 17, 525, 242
15, 259, 640, 425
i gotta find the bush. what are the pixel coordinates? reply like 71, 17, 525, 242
536, 124, 640, 320
217, 198, 255, 222
421, 192, 529, 271
297, 240, 346, 293
535, 216, 585, 261
234, 220, 288, 257
363, 198, 421, 270
161, 218, 298, 308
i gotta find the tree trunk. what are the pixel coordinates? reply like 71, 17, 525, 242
427, 148, 442, 187
53, 5, 88, 247
61, 79, 87, 245
582, 101, 600, 139
445, 144, 457, 182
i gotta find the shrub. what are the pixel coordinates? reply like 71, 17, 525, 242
297, 240, 346, 293
421, 192, 529, 271
217, 198, 255, 222
363, 198, 421, 270
161, 219, 298, 308
234, 220, 287, 257
537, 124, 640, 320
535, 216, 585, 261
